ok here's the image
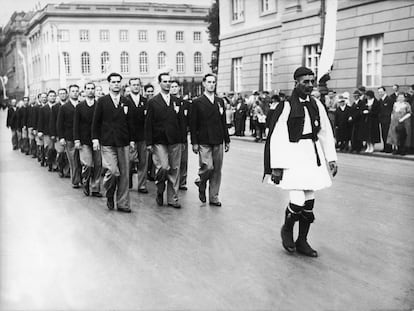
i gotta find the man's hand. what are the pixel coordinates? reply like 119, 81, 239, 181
130, 141, 135, 149
192, 144, 200, 154
74, 140, 81, 150
271, 168, 283, 184
329, 161, 338, 177
225, 143, 230, 153
59, 138, 66, 146
92, 139, 100, 151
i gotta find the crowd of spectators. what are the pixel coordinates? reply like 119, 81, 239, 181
220, 84, 414, 156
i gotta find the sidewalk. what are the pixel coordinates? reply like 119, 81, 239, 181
230, 134, 414, 161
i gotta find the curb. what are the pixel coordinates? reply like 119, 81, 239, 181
229, 135, 414, 162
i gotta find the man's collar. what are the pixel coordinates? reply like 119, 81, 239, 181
299, 96, 310, 102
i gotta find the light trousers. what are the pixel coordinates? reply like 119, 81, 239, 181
80, 145, 102, 193
198, 144, 224, 203
65, 141, 81, 186
129, 140, 148, 190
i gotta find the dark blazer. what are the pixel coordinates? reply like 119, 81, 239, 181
378, 95, 394, 124
27, 104, 37, 128
73, 100, 96, 146
49, 102, 61, 137
358, 98, 380, 143
57, 101, 76, 141
190, 94, 230, 145
127, 94, 147, 142
37, 104, 52, 135
31, 104, 42, 130
6, 107, 18, 130
145, 93, 186, 146
91, 94, 132, 147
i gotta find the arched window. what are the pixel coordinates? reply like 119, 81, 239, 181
176, 51, 185, 73
81, 51, 90, 74
194, 52, 202, 73
158, 51, 166, 70
62, 52, 70, 75
139, 51, 148, 73
101, 51, 110, 74
120, 51, 129, 73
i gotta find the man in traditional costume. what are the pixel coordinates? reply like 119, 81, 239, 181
264, 66, 338, 257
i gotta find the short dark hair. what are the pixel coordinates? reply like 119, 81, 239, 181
47, 90, 56, 95
202, 73, 216, 82
144, 83, 154, 91
366, 90, 375, 98
58, 88, 67, 94
271, 94, 280, 102
128, 77, 141, 85
170, 79, 180, 86
393, 84, 400, 89
68, 84, 80, 91
157, 72, 170, 83
84, 82, 95, 89
107, 72, 123, 82
377, 86, 386, 92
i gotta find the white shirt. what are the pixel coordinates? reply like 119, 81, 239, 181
204, 92, 215, 104
86, 98, 95, 107
161, 92, 170, 106
109, 93, 120, 107
130, 93, 140, 107
69, 99, 78, 107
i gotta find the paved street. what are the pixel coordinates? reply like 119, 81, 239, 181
1, 108, 413, 311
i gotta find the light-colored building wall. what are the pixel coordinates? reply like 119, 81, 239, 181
217, 0, 414, 96
24, 2, 214, 97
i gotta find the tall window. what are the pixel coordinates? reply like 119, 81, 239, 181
58, 29, 69, 42
261, 0, 276, 14
157, 30, 166, 42
100, 30, 109, 41
194, 52, 202, 73
193, 31, 201, 42
138, 30, 147, 41
261, 53, 273, 91
158, 51, 166, 69
139, 51, 148, 73
362, 35, 383, 87
176, 31, 184, 42
304, 44, 320, 78
232, 0, 244, 22
120, 51, 129, 73
176, 52, 185, 73
120, 30, 128, 41
79, 29, 89, 41
81, 52, 90, 74
232, 57, 242, 92
101, 51, 110, 73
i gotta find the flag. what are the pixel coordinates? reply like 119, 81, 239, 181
317, 0, 338, 82
17, 49, 29, 97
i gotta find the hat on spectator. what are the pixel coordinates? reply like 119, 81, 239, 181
353, 89, 361, 95
342, 91, 350, 100
253, 90, 259, 95
293, 66, 314, 80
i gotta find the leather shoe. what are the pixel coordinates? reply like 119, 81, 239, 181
195, 179, 206, 203
107, 197, 114, 210
156, 192, 163, 206
72, 184, 80, 189
138, 188, 148, 194
117, 207, 132, 213
91, 192, 102, 197
209, 201, 222, 207
168, 202, 181, 209
179, 186, 188, 191
83, 184, 90, 196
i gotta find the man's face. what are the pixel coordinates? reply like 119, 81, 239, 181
109, 76, 122, 93
203, 76, 216, 93
69, 87, 79, 100
48, 93, 56, 103
170, 82, 180, 96
295, 74, 315, 97
378, 88, 385, 98
129, 79, 141, 95
145, 87, 154, 99
84, 84, 95, 98
159, 75, 171, 93
11, 99, 17, 107
95, 86, 104, 97
328, 91, 335, 99
58, 90, 68, 102
23, 98, 29, 106
40, 94, 48, 104
393, 85, 399, 93
124, 87, 131, 96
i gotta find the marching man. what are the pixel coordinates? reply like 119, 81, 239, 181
264, 66, 338, 257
